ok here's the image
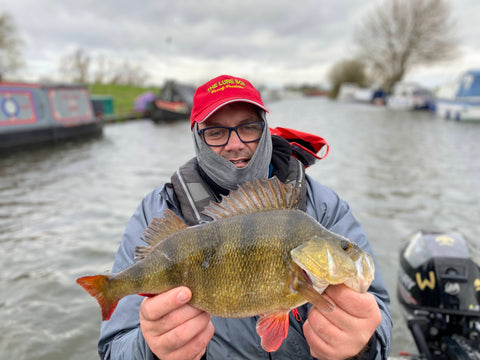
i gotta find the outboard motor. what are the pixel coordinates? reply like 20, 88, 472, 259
397, 230, 480, 359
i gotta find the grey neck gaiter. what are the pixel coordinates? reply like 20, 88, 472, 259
193, 114, 273, 190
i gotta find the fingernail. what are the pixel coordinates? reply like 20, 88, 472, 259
177, 289, 189, 303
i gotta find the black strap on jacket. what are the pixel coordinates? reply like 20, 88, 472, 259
170, 136, 307, 226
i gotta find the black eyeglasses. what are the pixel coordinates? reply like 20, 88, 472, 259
197, 121, 265, 147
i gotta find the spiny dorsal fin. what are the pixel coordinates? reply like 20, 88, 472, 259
135, 209, 187, 261
201, 177, 300, 221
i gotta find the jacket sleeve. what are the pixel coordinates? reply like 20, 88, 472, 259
304, 175, 392, 359
98, 186, 172, 360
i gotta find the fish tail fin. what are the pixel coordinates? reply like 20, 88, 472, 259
256, 311, 290, 352
76, 275, 119, 321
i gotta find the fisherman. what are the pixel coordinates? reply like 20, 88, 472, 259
98, 75, 392, 359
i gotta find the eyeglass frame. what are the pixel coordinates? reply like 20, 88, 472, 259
197, 121, 265, 147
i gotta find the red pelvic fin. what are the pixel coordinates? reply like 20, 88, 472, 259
76, 275, 119, 321
256, 311, 290, 352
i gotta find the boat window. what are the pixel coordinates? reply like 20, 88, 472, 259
459, 73, 480, 97
470, 75, 480, 96
462, 74, 474, 92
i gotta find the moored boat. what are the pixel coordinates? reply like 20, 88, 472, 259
435, 69, 480, 121
386, 82, 435, 110
0, 81, 102, 151
149, 80, 195, 123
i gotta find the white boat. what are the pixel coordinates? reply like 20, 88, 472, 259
337, 83, 383, 104
386, 82, 434, 110
337, 83, 361, 102
435, 70, 480, 121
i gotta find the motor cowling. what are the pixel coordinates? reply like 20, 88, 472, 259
398, 230, 480, 312
397, 230, 480, 359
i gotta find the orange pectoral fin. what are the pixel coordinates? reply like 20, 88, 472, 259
256, 311, 290, 352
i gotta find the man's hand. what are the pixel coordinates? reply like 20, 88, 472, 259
304, 284, 381, 360
140, 287, 215, 360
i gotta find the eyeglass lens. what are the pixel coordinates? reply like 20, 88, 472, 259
201, 122, 264, 146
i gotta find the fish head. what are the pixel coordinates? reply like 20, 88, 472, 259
342, 242, 375, 292
291, 235, 357, 292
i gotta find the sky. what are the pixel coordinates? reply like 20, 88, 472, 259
3, 0, 480, 89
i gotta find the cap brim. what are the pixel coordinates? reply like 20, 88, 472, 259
194, 98, 269, 125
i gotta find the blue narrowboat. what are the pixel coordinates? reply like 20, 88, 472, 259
0, 81, 103, 150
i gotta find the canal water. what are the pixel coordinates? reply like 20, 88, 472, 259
1, 97, 479, 359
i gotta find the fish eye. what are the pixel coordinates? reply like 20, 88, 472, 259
341, 242, 352, 251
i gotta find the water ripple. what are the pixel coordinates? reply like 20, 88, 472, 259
1, 104, 479, 359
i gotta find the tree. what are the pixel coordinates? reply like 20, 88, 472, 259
108, 61, 149, 86
328, 58, 369, 99
0, 12, 24, 78
59, 48, 91, 83
354, 0, 458, 92
92, 54, 109, 84
59, 48, 149, 86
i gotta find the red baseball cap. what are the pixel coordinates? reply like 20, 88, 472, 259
190, 75, 268, 130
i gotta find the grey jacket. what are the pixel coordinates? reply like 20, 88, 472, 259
98, 175, 392, 359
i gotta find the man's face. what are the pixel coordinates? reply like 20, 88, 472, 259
197, 102, 262, 169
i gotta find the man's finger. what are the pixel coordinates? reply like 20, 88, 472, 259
140, 287, 192, 321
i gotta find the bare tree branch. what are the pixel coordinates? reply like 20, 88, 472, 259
59, 48, 150, 86
59, 48, 91, 83
354, 0, 459, 91
0, 12, 24, 78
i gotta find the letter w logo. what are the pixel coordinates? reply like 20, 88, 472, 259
416, 271, 436, 290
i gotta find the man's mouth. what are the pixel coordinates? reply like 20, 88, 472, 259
230, 159, 249, 168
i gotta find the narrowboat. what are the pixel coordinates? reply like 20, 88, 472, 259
149, 80, 195, 123
0, 81, 102, 150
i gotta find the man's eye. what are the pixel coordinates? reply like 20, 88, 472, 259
241, 123, 262, 132
206, 129, 224, 138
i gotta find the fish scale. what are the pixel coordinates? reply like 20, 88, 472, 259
138, 210, 308, 317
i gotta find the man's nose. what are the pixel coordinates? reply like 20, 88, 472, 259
225, 130, 244, 148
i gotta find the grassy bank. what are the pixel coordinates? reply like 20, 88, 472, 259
88, 83, 159, 116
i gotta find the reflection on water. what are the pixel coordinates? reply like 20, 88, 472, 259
1, 99, 479, 359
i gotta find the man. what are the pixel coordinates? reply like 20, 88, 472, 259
98, 75, 392, 359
